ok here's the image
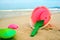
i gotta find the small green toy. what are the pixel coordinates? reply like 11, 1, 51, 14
30, 20, 44, 37
0, 28, 16, 39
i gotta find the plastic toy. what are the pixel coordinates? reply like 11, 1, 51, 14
30, 6, 51, 37
31, 20, 44, 37
31, 6, 51, 25
0, 24, 18, 39
8, 24, 18, 29
0, 28, 16, 39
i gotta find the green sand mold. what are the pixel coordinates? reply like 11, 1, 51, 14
0, 28, 16, 39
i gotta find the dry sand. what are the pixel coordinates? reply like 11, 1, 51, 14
0, 13, 60, 40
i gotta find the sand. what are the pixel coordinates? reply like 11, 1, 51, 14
0, 13, 60, 40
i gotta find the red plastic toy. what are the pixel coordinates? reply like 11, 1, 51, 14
31, 6, 51, 25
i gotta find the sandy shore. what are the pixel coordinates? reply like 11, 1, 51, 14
0, 12, 60, 40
